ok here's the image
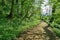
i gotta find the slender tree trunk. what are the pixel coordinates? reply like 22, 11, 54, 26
20, 0, 25, 16
2, 0, 5, 6
6, 0, 14, 19
16, 0, 19, 15
16, 0, 18, 3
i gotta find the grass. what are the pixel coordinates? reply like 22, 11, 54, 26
0, 15, 40, 40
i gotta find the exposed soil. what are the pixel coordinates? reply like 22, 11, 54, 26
16, 21, 60, 40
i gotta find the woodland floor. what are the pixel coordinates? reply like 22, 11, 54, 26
16, 21, 60, 40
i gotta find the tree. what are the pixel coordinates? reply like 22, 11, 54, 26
6, 0, 14, 18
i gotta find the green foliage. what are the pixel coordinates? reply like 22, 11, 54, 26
0, 0, 41, 40
42, 0, 60, 37
50, 0, 60, 37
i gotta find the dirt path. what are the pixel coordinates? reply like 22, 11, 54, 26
16, 21, 60, 40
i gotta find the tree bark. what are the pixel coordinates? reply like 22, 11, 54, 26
2, 0, 5, 6
16, 0, 19, 15
6, 0, 14, 19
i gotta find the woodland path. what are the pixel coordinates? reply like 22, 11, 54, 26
17, 21, 60, 40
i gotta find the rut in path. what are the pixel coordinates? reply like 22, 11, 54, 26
17, 21, 60, 40
44, 26, 56, 40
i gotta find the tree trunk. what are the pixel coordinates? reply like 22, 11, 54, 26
2, 0, 5, 6
6, 0, 14, 19
16, 0, 19, 15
